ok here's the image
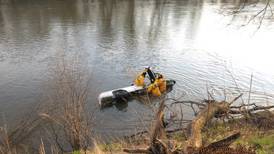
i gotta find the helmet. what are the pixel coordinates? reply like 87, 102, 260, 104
144, 66, 150, 70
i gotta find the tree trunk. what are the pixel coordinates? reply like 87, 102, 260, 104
186, 101, 230, 148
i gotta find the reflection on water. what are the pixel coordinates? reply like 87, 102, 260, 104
0, 0, 274, 136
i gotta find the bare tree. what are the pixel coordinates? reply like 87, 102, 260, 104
39, 51, 94, 152
223, 0, 273, 30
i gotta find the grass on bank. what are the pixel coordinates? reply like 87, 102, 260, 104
203, 121, 274, 154
87, 118, 274, 154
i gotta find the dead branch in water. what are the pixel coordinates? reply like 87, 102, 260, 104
0, 107, 43, 153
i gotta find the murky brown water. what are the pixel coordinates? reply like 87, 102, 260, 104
1, 0, 274, 137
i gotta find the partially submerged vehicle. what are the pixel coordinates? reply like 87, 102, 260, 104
98, 79, 176, 107
98, 68, 176, 107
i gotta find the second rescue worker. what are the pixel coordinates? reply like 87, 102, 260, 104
134, 67, 166, 96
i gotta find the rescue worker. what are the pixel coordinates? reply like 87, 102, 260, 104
134, 67, 156, 87
134, 67, 166, 96
134, 71, 146, 87
147, 74, 166, 96
157, 74, 166, 93
147, 81, 161, 96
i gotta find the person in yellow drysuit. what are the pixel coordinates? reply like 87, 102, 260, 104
157, 74, 166, 93
134, 72, 146, 87
134, 67, 156, 87
147, 82, 161, 96
147, 74, 166, 96
134, 68, 166, 96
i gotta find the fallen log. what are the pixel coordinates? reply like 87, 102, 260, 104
205, 132, 240, 149
186, 101, 231, 148
123, 93, 273, 154
124, 100, 171, 154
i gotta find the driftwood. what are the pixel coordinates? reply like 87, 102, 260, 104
186, 101, 231, 148
124, 93, 274, 154
124, 100, 171, 154
205, 132, 240, 149
186, 94, 242, 148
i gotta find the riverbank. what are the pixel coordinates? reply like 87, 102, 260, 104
1, 97, 274, 154
87, 111, 274, 154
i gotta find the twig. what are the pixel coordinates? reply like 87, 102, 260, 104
247, 74, 253, 105
229, 93, 243, 105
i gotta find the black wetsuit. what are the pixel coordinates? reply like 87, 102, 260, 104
146, 68, 156, 83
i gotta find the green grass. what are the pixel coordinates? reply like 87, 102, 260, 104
72, 150, 81, 154
232, 131, 274, 154
172, 131, 187, 141
249, 133, 274, 154
200, 120, 274, 154
89, 119, 274, 153
98, 142, 123, 152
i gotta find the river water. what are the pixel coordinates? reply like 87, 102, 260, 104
1, 0, 274, 137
